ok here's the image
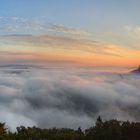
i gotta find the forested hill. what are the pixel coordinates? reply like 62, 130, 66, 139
0, 117, 140, 140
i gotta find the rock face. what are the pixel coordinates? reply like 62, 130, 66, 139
131, 65, 140, 74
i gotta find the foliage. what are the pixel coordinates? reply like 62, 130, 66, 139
0, 117, 140, 140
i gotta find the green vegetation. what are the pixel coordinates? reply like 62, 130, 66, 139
0, 117, 140, 140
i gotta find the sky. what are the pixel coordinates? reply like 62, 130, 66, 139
1, 0, 140, 131
0, 0, 140, 67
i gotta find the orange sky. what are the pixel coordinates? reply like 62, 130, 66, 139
0, 33, 140, 67
3, 47, 139, 67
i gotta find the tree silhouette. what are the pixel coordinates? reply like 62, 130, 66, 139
0, 117, 140, 140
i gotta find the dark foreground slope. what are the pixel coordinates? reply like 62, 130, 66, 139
1, 117, 140, 140
131, 65, 140, 74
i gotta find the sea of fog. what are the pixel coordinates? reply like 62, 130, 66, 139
0, 65, 139, 131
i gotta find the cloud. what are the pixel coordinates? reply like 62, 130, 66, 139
0, 34, 140, 67
24, 20, 46, 30
125, 25, 140, 38
20, 19, 89, 36
49, 24, 89, 36
0, 15, 89, 36
0, 65, 139, 131
0, 25, 16, 32
0, 51, 77, 67
0, 34, 135, 57
0, 16, 19, 20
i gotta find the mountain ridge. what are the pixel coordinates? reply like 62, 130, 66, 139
131, 65, 140, 74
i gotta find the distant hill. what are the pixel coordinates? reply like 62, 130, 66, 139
131, 65, 140, 74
